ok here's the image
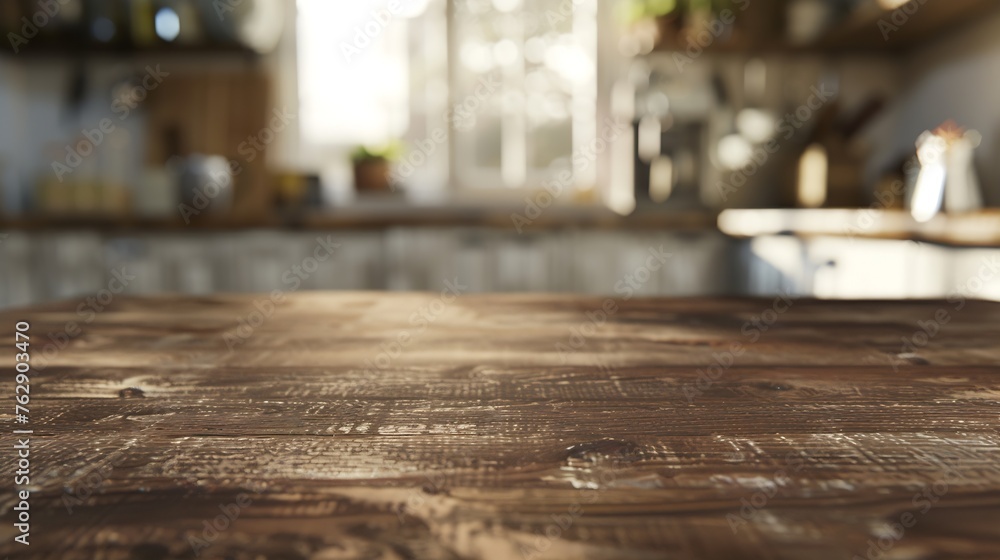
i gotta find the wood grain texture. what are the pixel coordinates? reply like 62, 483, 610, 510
2, 293, 1000, 559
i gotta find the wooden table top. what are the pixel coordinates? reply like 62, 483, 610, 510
2, 293, 1000, 559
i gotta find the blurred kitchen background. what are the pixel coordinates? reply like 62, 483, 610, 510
2, 0, 1000, 308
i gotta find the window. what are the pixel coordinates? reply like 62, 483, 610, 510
451, 0, 597, 191
296, 0, 414, 146
295, 0, 597, 194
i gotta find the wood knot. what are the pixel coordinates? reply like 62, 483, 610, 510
566, 438, 641, 462
119, 387, 146, 398
754, 382, 793, 392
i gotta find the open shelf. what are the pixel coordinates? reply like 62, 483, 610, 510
651, 0, 1000, 56
813, 0, 1000, 52
0, 41, 259, 59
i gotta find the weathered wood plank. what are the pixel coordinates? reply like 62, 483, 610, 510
1, 293, 999, 559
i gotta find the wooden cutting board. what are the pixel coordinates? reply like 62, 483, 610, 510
144, 70, 272, 221
2, 293, 999, 559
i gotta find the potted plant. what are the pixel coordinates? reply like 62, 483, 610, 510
623, 0, 737, 21
623, 0, 738, 48
350, 142, 402, 194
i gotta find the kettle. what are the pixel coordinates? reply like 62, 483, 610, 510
174, 154, 234, 219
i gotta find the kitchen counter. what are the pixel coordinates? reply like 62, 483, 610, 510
720, 208, 1000, 247
0, 206, 719, 233
4, 207, 1000, 247
3, 293, 1000, 558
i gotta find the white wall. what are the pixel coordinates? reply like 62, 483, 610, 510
0, 57, 149, 214
869, 10, 1000, 206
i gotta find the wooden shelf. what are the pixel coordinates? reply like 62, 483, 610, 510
813, 0, 1000, 52
0, 41, 259, 59
651, 0, 1000, 55
0, 208, 722, 233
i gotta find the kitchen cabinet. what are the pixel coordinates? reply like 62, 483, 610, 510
4, 228, 1000, 309
741, 235, 1000, 299
0, 229, 735, 308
